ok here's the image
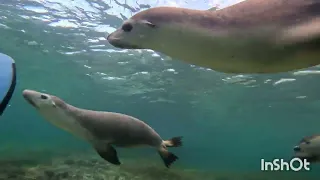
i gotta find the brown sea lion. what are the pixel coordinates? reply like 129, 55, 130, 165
22, 89, 183, 168
293, 134, 320, 163
107, 0, 320, 74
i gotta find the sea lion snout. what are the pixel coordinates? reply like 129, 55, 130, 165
106, 29, 128, 47
107, 19, 158, 50
22, 90, 38, 107
106, 33, 111, 40
293, 144, 309, 158
293, 135, 320, 162
107, 32, 142, 49
293, 145, 301, 152
22, 89, 54, 108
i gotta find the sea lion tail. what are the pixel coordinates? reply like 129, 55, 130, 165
163, 136, 183, 147
158, 145, 179, 168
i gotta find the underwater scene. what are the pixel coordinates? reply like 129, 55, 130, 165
0, 0, 320, 179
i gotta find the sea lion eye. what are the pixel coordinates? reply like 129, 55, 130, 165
122, 23, 133, 32
40, 94, 48, 100
305, 141, 310, 145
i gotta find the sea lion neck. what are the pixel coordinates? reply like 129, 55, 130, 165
50, 96, 82, 115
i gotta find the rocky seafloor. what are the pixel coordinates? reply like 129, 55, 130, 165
0, 150, 317, 180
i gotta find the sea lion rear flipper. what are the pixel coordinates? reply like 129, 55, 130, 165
94, 144, 121, 165
278, 18, 320, 45
163, 136, 183, 147
158, 144, 179, 168
158, 150, 178, 168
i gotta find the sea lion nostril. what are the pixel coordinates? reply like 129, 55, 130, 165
294, 146, 301, 152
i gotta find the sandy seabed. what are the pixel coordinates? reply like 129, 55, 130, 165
0, 149, 316, 180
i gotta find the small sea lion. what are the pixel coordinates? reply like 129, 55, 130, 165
293, 135, 320, 163
22, 89, 183, 168
107, 0, 320, 74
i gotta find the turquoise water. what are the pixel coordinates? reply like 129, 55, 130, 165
0, 0, 320, 179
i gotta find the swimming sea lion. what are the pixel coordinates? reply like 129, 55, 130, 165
293, 134, 320, 163
22, 89, 183, 168
107, 0, 320, 74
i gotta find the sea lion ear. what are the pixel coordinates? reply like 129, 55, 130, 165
141, 20, 156, 28
51, 101, 56, 107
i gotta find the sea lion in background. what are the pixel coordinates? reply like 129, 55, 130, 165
293, 135, 320, 163
107, 0, 320, 74
22, 89, 183, 168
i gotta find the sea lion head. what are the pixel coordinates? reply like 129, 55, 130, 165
22, 89, 65, 110
293, 135, 320, 163
107, 15, 158, 49
107, 7, 190, 50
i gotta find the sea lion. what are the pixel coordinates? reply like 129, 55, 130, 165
293, 135, 320, 163
22, 89, 183, 168
107, 0, 320, 74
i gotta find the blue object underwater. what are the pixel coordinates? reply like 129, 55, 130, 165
0, 53, 16, 116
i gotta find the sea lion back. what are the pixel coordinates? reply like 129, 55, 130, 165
70, 109, 162, 146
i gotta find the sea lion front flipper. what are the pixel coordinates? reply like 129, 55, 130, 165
94, 144, 121, 165
278, 18, 320, 45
